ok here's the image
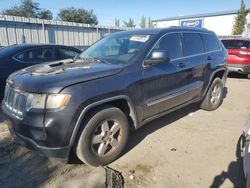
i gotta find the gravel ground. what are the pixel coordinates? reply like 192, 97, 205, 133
0, 75, 249, 188
0, 114, 106, 188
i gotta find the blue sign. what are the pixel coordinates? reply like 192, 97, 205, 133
180, 19, 203, 28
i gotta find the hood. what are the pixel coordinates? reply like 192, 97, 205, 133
7, 59, 123, 93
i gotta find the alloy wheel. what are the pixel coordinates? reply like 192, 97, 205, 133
91, 120, 122, 157
210, 83, 222, 105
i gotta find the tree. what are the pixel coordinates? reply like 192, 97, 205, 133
115, 18, 120, 28
19, 0, 40, 18
58, 7, 98, 25
140, 16, 146, 28
2, 0, 53, 19
123, 18, 136, 28
2, 6, 24, 17
232, 0, 248, 35
148, 17, 153, 28
37, 10, 53, 20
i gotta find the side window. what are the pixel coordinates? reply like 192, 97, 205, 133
153, 33, 182, 59
182, 33, 204, 56
202, 34, 220, 52
57, 48, 80, 60
16, 48, 56, 63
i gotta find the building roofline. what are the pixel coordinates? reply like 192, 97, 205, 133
152, 9, 250, 22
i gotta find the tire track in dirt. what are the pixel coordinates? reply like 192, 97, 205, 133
0, 123, 106, 188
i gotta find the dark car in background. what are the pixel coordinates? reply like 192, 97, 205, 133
221, 38, 250, 78
0, 44, 82, 99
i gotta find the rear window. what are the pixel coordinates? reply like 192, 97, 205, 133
202, 34, 221, 52
182, 33, 204, 56
221, 40, 250, 49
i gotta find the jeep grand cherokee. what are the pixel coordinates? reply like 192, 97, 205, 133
2, 27, 228, 166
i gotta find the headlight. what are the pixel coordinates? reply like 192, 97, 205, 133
46, 94, 71, 109
26, 93, 70, 110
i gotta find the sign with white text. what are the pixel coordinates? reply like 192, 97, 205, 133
180, 19, 203, 28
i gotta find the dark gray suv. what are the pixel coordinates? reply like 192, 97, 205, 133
2, 27, 228, 166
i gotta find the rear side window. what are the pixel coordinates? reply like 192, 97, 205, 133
153, 33, 182, 59
221, 40, 250, 49
57, 48, 80, 60
16, 48, 56, 63
182, 33, 204, 56
202, 34, 221, 52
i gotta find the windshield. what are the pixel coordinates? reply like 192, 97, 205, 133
79, 32, 153, 64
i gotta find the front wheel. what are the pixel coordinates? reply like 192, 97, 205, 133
200, 78, 224, 111
75, 107, 129, 166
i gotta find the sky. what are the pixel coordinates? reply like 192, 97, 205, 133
1, 0, 250, 26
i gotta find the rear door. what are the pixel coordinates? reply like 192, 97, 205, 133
181, 32, 207, 100
142, 32, 193, 119
202, 33, 224, 75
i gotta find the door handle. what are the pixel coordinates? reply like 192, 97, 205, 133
207, 56, 213, 61
177, 62, 188, 68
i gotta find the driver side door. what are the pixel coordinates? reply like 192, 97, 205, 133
142, 32, 193, 119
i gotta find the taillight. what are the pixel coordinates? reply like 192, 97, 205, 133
239, 51, 250, 55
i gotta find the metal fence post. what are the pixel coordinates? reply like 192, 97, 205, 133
42, 20, 45, 43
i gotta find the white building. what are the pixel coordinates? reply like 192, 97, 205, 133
152, 10, 250, 37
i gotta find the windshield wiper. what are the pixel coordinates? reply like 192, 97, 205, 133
90, 56, 110, 64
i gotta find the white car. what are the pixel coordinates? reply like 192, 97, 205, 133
241, 116, 250, 187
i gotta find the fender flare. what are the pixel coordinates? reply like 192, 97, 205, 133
203, 67, 228, 96
69, 95, 138, 147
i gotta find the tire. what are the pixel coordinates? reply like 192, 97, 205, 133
247, 74, 250, 79
200, 78, 224, 111
75, 106, 129, 166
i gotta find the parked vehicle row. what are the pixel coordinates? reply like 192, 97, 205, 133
1, 27, 228, 166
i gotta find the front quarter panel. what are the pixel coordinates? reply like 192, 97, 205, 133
56, 65, 143, 146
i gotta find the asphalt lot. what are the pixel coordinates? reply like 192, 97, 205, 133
0, 75, 249, 188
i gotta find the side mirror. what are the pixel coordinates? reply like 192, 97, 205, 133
144, 50, 170, 66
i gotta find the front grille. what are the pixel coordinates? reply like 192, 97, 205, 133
4, 85, 27, 118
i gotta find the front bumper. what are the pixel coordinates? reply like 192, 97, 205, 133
227, 64, 250, 74
7, 120, 71, 158
1, 102, 73, 159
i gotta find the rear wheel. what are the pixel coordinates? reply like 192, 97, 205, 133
247, 74, 250, 79
75, 107, 129, 166
200, 78, 224, 111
